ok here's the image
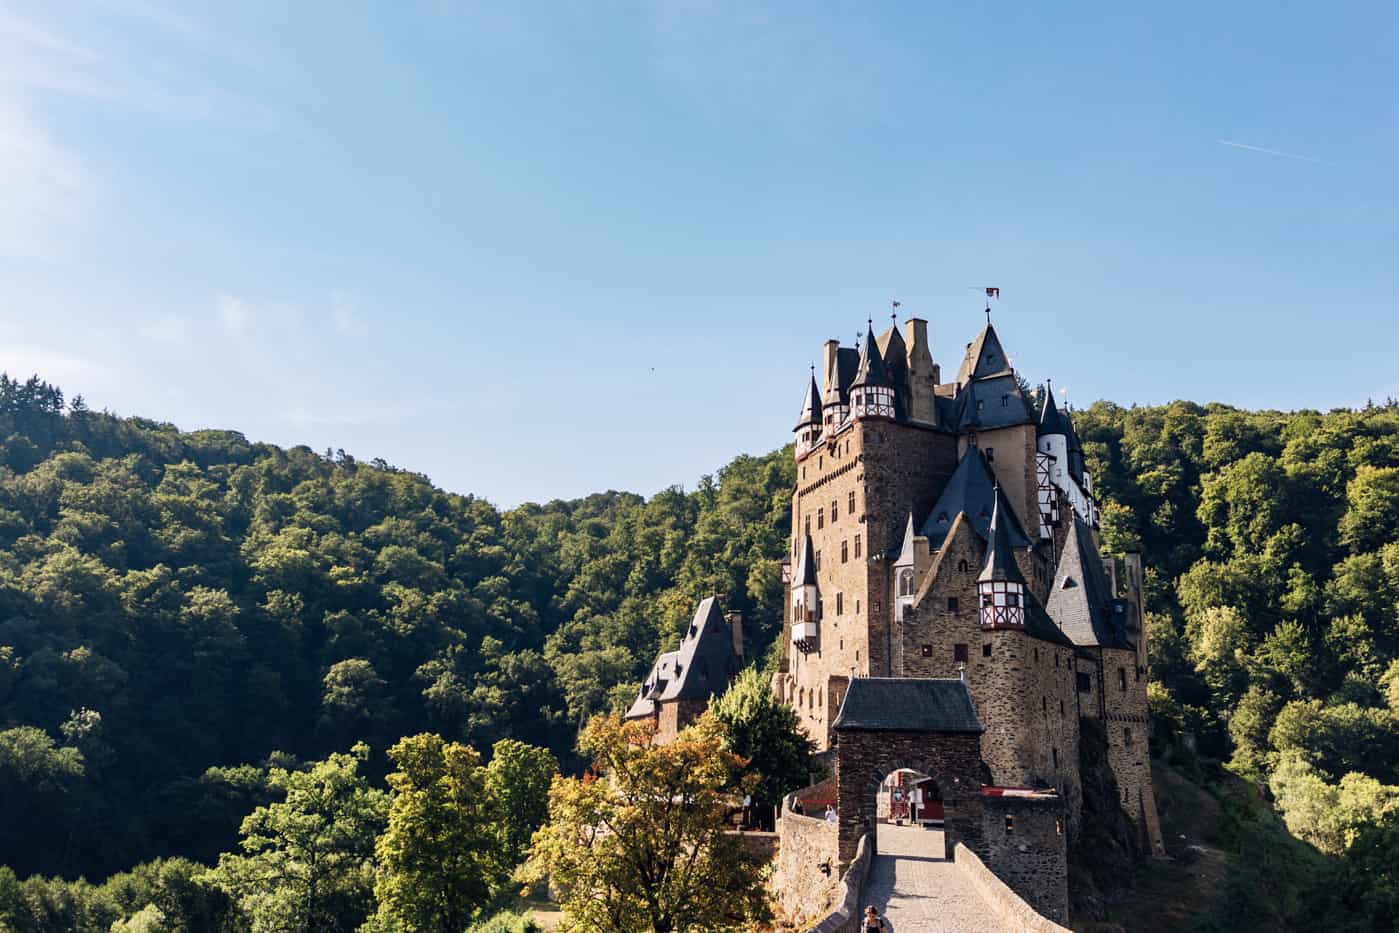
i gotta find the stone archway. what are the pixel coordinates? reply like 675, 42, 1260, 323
829, 678, 989, 867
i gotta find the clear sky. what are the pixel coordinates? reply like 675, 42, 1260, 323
1, 2, 1395, 507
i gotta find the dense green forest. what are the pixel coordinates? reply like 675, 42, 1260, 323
0, 374, 1397, 930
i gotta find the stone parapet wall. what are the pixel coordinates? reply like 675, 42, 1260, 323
979, 795, 1069, 922
774, 788, 840, 922
808, 832, 872, 933
953, 842, 1071, 933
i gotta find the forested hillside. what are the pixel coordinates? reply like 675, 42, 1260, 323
0, 375, 794, 881
0, 375, 1396, 930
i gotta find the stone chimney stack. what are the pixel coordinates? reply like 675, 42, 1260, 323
822, 339, 841, 396
1123, 551, 1147, 669
725, 610, 744, 659
903, 318, 938, 425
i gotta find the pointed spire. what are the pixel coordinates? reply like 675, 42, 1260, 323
794, 368, 823, 430
1038, 379, 1072, 437
849, 322, 891, 389
894, 512, 918, 566
794, 533, 818, 587
978, 486, 1026, 584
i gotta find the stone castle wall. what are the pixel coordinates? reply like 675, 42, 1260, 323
953, 843, 1071, 933
1097, 645, 1164, 854
774, 787, 841, 922
979, 796, 1069, 923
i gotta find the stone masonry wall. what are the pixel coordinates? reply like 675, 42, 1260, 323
980, 796, 1069, 923
774, 791, 840, 922
954, 843, 1071, 933
1098, 645, 1165, 854
833, 728, 985, 867
788, 419, 955, 749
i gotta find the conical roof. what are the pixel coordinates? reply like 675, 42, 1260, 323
978, 489, 1027, 584
793, 533, 818, 587
920, 446, 1032, 548
893, 513, 917, 566
956, 323, 1011, 385
849, 326, 891, 389
794, 374, 822, 430
1038, 382, 1073, 437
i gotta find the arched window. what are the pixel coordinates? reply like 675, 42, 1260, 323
957, 559, 969, 573
899, 570, 914, 597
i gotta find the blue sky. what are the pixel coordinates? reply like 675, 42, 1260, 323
1, 2, 1395, 507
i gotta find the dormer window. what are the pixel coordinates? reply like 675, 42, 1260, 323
1061, 577, 1077, 589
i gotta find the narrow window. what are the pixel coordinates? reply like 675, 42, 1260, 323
831, 499, 838, 521
1060, 699, 1065, 716
817, 508, 824, 529
985, 447, 995, 463
1042, 696, 1047, 713
848, 491, 856, 513
1052, 748, 1059, 768
854, 534, 862, 558
977, 400, 985, 412
920, 644, 933, 658
947, 597, 959, 612
957, 559, 969, 572
1055, 654, 1060, 668
841, 541, 849, 563
982, 643, 991, 657
1055, 818, 1064, 835
805, 515, 811, 535
1001, 396, 1009, 408
1004, 815, 1014, 832
1076, 672, 1091, 693
815, 550, 821, 569
836, 593, 844, 615
1124, 727, 1133, 746
1119, 668, 1127, 691
954, 643, 969, 663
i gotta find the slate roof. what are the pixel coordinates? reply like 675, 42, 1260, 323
849, 327, 892, 390
656, 596, 743, 702
920, 447, 1032, 549
876, 324, 910, 420
952, 374, 1035, 431
624, 650, 680, 719
794, 533, 818, 586
1038, 382, 1073, 438
1044, 518, 1135, 651
892, 513, 917, 566
832, 678, 984, 733
794, 374, 822, 430
956, 323, 1012, 385
977, 492, 1026, 584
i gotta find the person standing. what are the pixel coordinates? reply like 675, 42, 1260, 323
864, 906, 886, 930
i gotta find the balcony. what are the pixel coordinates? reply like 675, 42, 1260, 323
792, 620, 819, 650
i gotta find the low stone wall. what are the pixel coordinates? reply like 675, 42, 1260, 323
774, 788, 840, 922
953, 843, 1071, 933
809, 832, 872, 933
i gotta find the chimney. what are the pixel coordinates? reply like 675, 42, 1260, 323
903, 318, 938, 425
725, 610, 744, 659
822, 340, 840, 396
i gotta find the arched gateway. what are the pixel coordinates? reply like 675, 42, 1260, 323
831, 678, 989, 867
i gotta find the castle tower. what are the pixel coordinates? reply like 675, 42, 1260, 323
793, 371, 823, 458
978, 492, 1027, 630
903, 318, 939, 425
791, 533, 820, 653
848, 325, 896, 420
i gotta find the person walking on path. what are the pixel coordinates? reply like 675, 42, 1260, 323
863, 906, 887, 930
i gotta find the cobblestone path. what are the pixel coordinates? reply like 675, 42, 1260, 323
861, 824, 1009, 933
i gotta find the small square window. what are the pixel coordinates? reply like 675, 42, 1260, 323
1076, 672, 1091, 693
947, 597, 959, 612
954, 643, 969, 663
920, 644, 933, 658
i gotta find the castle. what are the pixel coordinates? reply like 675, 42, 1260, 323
771, 312, 1165, 924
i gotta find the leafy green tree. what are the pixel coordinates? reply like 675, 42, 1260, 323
371, 734, 502, 933
1187, 606, 1251, 705
205, 744, 387, 933
1339, 465, 1399, 553
709, 666, 814, 821
523, 714, 769, 933
484, 739, 558, 869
